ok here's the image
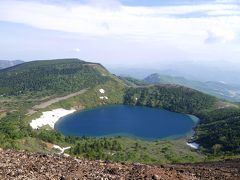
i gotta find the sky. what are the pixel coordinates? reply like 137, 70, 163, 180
0, 0, 240, 73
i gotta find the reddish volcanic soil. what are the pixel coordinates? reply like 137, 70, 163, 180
0, 150, 239, 180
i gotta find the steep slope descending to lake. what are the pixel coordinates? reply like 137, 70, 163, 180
144, 73, 240, 102
195, 108, 240, 153
124, 85, 240, 154
124, 85, 217, 114
0, 150, 239, 180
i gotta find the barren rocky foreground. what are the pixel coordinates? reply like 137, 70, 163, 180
0, 150, 239, 180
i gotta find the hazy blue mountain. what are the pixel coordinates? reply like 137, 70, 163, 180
0, 60, 24, 69
144, 73, 240, 102
108, 62, 240, 86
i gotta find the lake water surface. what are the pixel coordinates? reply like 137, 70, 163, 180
54, 105, 198, 140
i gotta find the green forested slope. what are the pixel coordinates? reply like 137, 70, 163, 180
124, 85, 216, 114
0, 59, 110, 96
124, 85, 240, 154
0, 59, 127, 149
195, 108, 240, 154
118, 76, 147, 87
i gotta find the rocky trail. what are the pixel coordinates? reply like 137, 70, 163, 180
27, 89, 87, 115
0, 150, 239, 180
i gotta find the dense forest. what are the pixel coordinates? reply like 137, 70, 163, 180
195, 108, 240, 154
118, 76, 147, 87
124, 85, 240, 154
0, 59, 110, 96
124, 85, 216, 114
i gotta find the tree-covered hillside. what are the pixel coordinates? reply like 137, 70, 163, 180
0, 59, 127, 151
118, 76, 147, 87
0, 59, 111, 96
124, 85, 240, 154
124, 85, 216, 114
195, 108, 240, 154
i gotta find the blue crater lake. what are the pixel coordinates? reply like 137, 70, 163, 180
54, 105, 198, 140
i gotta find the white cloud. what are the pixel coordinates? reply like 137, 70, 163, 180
205, 29, 235, 44
73, 48, 80, 52
86, 0, 121, 10
0, 0, 240, 64
0, 0, 239, 44
215, 0, 240, 3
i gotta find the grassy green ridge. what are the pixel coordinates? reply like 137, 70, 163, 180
0, 59, 110, 96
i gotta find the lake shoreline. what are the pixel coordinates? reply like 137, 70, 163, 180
30, 108, 76, 129
30, 104, 200, 150
55, 105, 198, 141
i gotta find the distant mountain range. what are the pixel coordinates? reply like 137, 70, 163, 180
144, 73, 240, 102
0, 60, 24, 69
108, 64, 240, 86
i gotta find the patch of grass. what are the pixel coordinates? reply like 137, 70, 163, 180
49, 79, 126, 110
16, 137, 49, 153
68, 136, 204, 164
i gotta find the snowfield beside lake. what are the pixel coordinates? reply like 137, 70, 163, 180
30, 108, 76, 129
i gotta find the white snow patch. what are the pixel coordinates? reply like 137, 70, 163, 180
99, 96, 108, 100
63, 153, 70, 157
53, 145, 71, 154
99, 89, 105, 94
186, 142, 199, 149
30, 108, 76, 129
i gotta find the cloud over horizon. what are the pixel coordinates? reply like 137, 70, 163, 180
0, 0, 239, 67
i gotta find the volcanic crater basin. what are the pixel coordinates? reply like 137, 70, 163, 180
54, 105, 198, 140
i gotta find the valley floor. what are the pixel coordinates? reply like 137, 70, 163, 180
0, 150, 239, 180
